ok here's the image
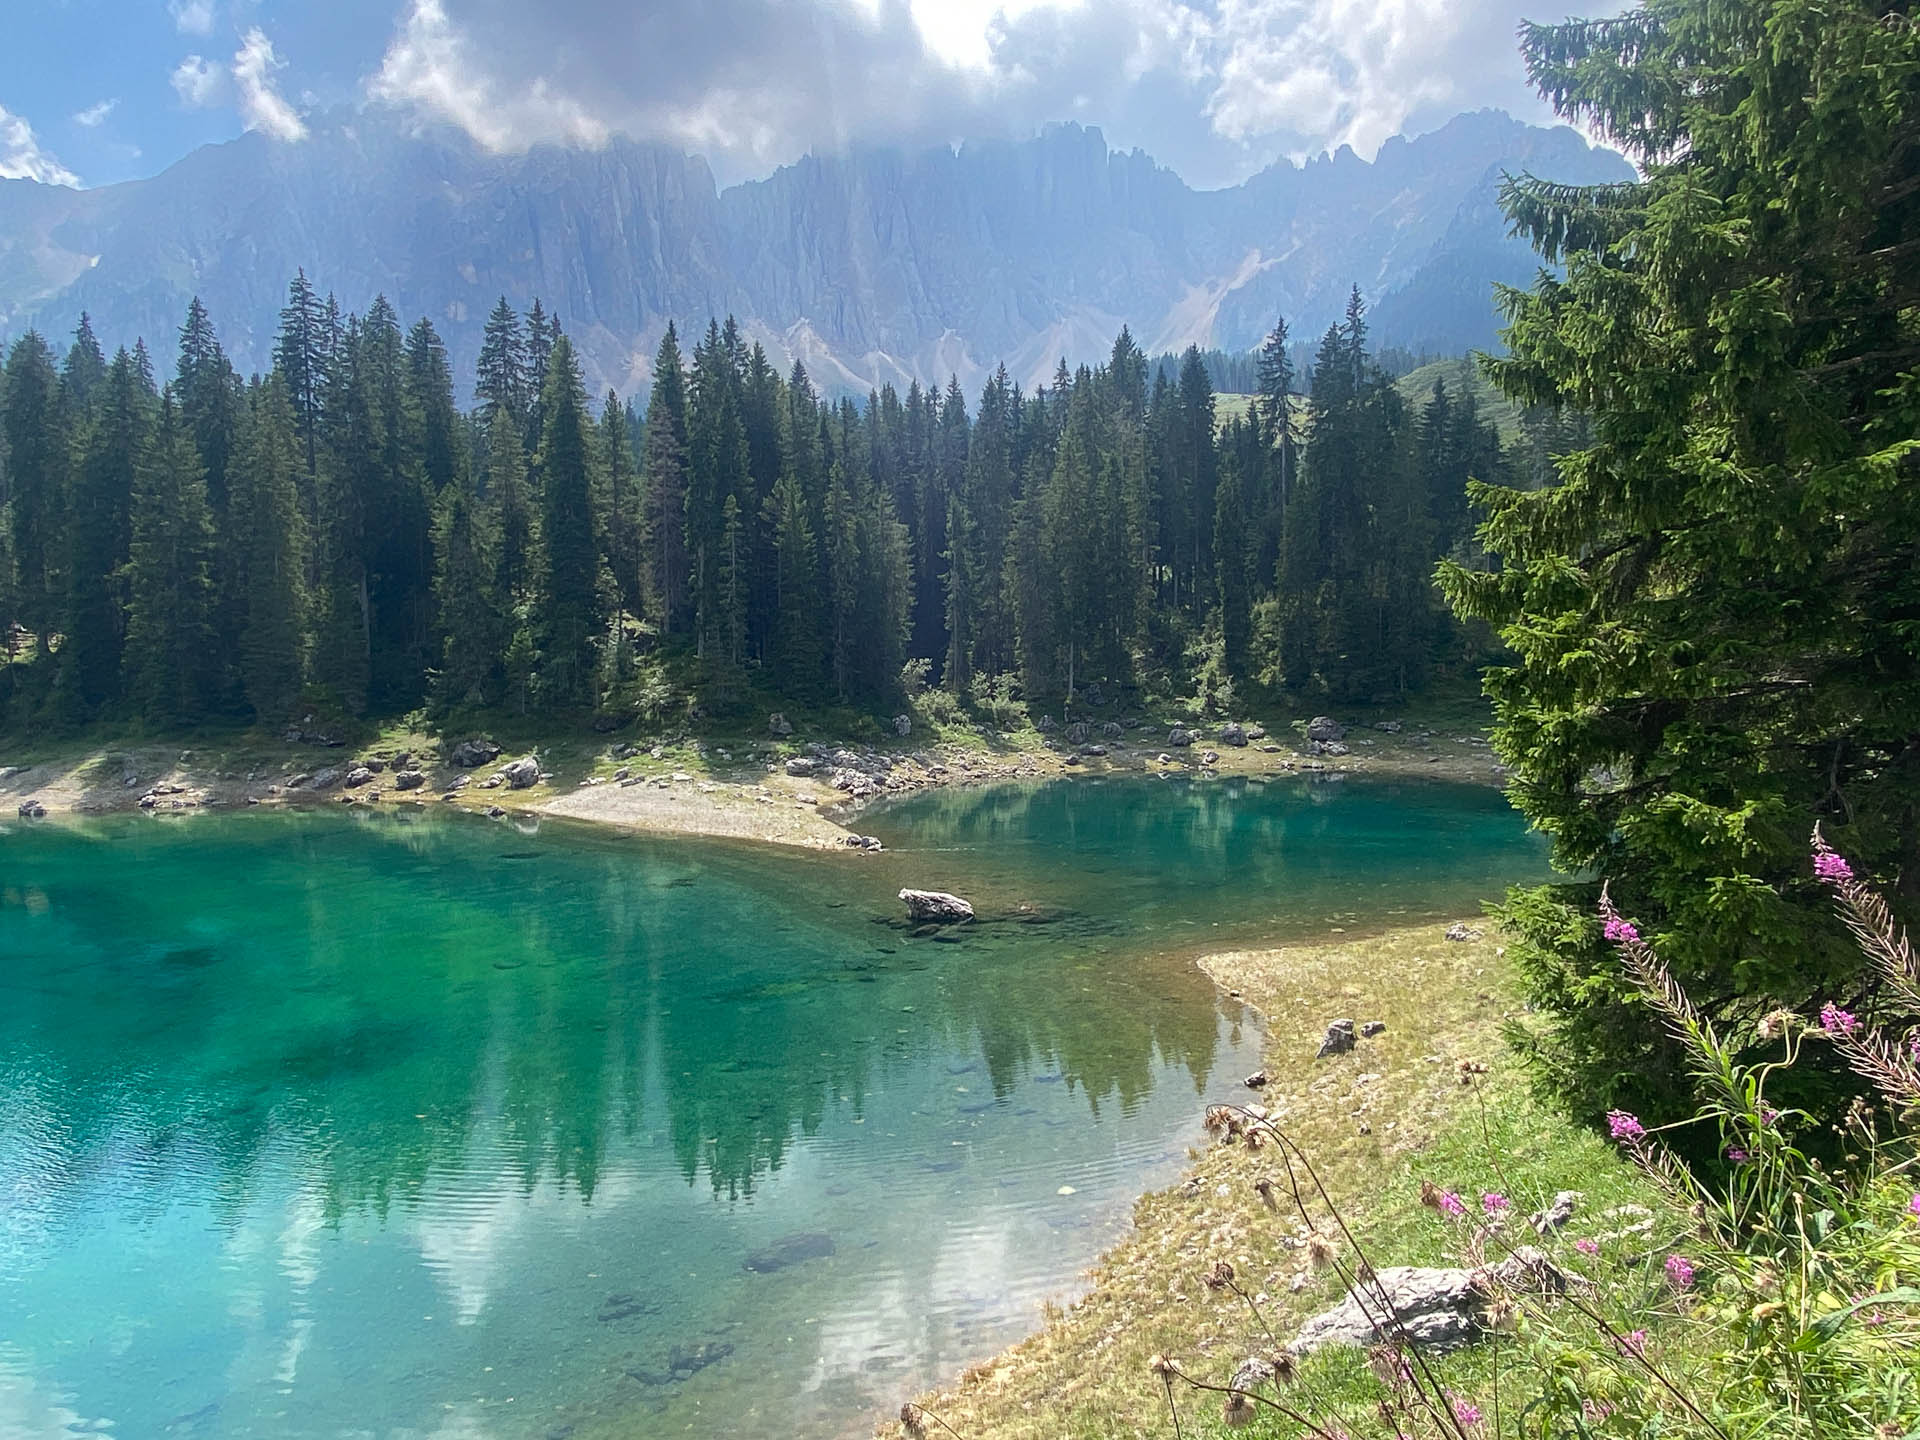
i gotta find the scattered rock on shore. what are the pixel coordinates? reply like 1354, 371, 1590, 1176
1315, 1018, 1357, 1059
1290, 1246, 1582, 1355
502, 756, 541, 789
448, 738, 501, 768
899, 889, 975, 924
1307, 715, 1345, 742
17, 800, 47, 818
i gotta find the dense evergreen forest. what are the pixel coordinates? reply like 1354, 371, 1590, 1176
0, 279, 1542, 733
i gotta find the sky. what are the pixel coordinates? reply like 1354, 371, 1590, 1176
1, 0, 1604, 193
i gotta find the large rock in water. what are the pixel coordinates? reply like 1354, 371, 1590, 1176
899, 889, 975, 924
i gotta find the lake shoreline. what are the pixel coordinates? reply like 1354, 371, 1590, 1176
1, 715, 1508, 847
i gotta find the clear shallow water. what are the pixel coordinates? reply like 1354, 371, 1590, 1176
0, 775, 1542, 1439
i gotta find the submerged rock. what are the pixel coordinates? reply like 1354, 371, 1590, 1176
899, 889, 975, 924
742, 1231, 836, 1274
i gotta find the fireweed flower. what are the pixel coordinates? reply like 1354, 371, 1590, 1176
1616, 1329, 1648, 1357
1607, 1110, 1646, 1142
1449, 1395, 1483, 1428
1574, 1238, 1600, 1256
1481, 1192, 1510, 1217
1727, 1147, 1751, 1163
1436, 1190, 1466, 1218
1603, 915, 1640, 945
1665, 1254, 1696, 1289
1814, 851, 1854, 884
1820, 1001, 1860, 1036
1909, 1193, 1920, 1222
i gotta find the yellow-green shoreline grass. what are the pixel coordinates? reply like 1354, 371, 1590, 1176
895, 923, 1667, 1438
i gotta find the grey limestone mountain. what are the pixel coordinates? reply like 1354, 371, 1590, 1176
0, 107, 1631, 398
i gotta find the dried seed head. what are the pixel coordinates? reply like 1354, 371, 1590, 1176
1271, 1350, 1298, 1385
1486, 1299, 1520, 1333
1253, 1177, 1278, 1211
1148, 1353, 1178, 1378
1419, 1179, 1441, 1210
899, 1402, 929, 1438
1456, 1059, 1489, 1086
1221, 1390, 1255, 1427
1306, 1232, 1338, 1271
1204, 1260, 1236, 1291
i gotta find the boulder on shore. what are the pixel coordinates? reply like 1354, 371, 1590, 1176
449, 738, 501, 768
393, 770, 427, 791
502, 756, 541, 789
1219, 722, 1248, 747
1167, 727, 1195, 747
1307, 715, 1346, 742
899, 889, 975, 924
1315, 1018, 1357, 1059
1290, 1246, 1582, 1356
17, 800, 47, 818
768, 712, 793, 737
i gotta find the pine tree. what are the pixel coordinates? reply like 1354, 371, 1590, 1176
232, 375, 307, 720
475, 297, 529, 424
177, 297, 247, 708
533, 334, 603, 708
2, 333, 65, 655
642, 325, 692, 634
124, 394, 214, 723
487, 407, 535, 606
764, 470, 823, 694
431, 443, 501, 711
1439, 0, 1920, 1130
275, 270, 327, 478
600, 390, 643, 631
61, 347, 153, 714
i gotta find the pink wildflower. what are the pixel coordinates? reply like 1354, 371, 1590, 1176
1909, 1192, 1920, 1222
1436, 1190, 1466, 1218
1450, 1395, 1483, 1428
1665, 1254, 1696, 1289
1820, 1001, 1860, 1036
1574, 1237, 1600, 1257
1616, 1329, 1647, 1358
1603, 915, 1640, 945
1726, 1147, 1750, 1163
1813, 851, 1853, 884
1606, 1110, 1645, 1142
1481, 1192, 1510, 1217
1583, 1400, 1615, 1422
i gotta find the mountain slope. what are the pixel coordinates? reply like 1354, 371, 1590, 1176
0, 109, 1632, 398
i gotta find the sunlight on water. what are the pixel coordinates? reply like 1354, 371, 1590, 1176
0, 775, 1542, 1438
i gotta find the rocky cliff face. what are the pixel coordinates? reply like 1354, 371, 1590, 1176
0, 108, 1630, 398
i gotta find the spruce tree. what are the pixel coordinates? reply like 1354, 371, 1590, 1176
3, 333, 65, 656
62, 347, 153, 714
475, 297, 529, 424
125, 394, 214, 723
275, 270, 327, 478
533, 334, 603, 708
642, 325, 692, 634
232, 376, 307, 720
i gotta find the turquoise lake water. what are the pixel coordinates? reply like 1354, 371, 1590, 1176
0, 774, 1543, 1438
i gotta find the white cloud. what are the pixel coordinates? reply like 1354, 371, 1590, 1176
73, 98, 118, 128
364, 0, 1617, 185
171, 54, 220, 107
232, 28, 308, 142
169, 0, 215, 35
0, 105, 80, 187
370, 0, 608, 153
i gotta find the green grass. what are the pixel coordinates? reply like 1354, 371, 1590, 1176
901, 923, 1673, 1439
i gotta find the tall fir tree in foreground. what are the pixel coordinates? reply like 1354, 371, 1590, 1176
1439, 0, 1920, 1132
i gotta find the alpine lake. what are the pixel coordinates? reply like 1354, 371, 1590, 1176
0, 772, 1545, 1439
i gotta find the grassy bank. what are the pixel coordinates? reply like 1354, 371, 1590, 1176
896, 922, 1663, 1438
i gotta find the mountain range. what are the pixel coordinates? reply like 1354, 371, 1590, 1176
0, 107, 1632, 399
